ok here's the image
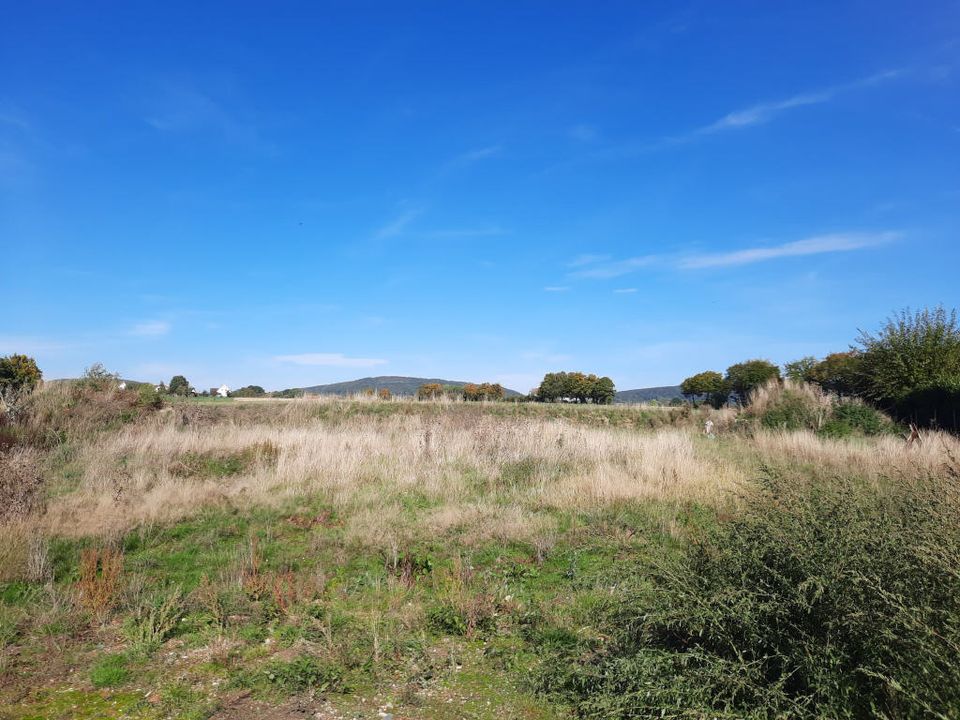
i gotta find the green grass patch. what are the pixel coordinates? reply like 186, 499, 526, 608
90, 652, 130, 688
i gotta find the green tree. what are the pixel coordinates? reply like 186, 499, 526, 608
589, 376, 616, 405
535, 371, 615, 403
167, 375, 191, 396
808, 352, 861, 397
725, 359, 780, 405
231, 385, 266, 398
680, 371, 728, 408
855, 306, 960, 428
0, 354, 42, 393
0, 354, 42, 419
783, 356, 818, 382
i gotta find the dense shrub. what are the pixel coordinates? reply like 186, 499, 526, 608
725, 359, 780, 405
819, 402, 897, 439
856, 306, 960, 430
749, 380, 895, 437
538, 466, 960, 718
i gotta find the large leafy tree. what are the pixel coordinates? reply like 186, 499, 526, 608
590, 376, 616, 405
855, 307, 960, 427
680, 371, 729, 408
535, 372, 615, 404
0, 354, 42, 420
725, 360, 780, 405
167, 375, 192, 396
808, 352, 862, 397
783, 357, 818, 382
0, 354, 42, 393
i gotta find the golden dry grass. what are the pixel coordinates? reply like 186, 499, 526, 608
11, 394, 959, 550
45, 411, 743, 540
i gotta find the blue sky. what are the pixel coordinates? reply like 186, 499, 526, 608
2, 1, 958, 393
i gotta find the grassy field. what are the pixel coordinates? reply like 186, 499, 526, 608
1, 386, 958, 718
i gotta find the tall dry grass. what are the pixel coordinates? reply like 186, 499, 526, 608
9, 395, 957, 552
41, 411, 741, 541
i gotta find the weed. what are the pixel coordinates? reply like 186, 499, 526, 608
123, 584, 184, 652
261, 654, 342, 693
90, 652, 129, 688
76, 547, 123, 622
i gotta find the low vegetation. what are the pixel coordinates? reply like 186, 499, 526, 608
1, 306, 959, 718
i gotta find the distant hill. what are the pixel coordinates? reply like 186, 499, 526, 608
614, 385, 683, 404
301, 376, 523, 397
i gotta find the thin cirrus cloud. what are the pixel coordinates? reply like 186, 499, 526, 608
273, 353, 387, 368
591, 68, 908, 160
694, 69, 905, 136
130, 320, 171, 337
371, 208, 423, 241
679, 231, 900, 269
543, 286, 570, 292
567, 231, 898, 279
569, 256, 658, 279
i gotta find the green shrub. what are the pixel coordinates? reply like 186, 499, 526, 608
137, 384, 164, 409
819, 402, 896, 439
123, 585, 184, 653
538, 466, 960, 719
263, 655, 341, 693
90, 653, 129, 688
759, 391, 821, 431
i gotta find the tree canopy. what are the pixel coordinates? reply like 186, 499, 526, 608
725, 360, 780, 405
535, 372, 616, 404
167, 375, 192, 396
0, 354, 42, 393
462, 383, 505, 401
855, 307, 960, 428
680, 371, 729, 408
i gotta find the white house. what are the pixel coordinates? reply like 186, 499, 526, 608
217, 384, 230, 398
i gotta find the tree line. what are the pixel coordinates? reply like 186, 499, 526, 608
680, 306, 960, 431
532, 372, 616, 404
4, 306, 958, 428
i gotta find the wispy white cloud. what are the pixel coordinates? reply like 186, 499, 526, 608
584, 68, 908, 162
371, 208, 423, 241
569, 256, 657, 279
0, 336, 69, 354
544, 286, 570, 292
456, 145, 501, 163
421, 226, 509, 239
144, 79, 272, 152
563, 230, 897, 280
130, 320, 171, 337
679, 231, 899, 269
567, 253, 611, 267
274, 353, 387, 368
694, 69, 905, 136
614, 288, 638, 294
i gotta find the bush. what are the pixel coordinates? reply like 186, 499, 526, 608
856, 306, 960, 429
819, 402, 896, 439
538, 467, 960, 718
123, 585, 184, 652
262, 655, 342, 693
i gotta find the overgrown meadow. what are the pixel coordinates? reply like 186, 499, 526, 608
1, 382, 958, 719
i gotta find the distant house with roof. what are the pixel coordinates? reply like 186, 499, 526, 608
216, 384, 230, 398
